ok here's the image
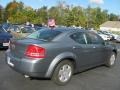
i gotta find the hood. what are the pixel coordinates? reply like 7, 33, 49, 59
0, 32, 12, 39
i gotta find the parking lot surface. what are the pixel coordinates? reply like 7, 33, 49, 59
0, 44, 120, 90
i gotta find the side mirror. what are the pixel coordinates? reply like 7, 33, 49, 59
104, 40, 110, 45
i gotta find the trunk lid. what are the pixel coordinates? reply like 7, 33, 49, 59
10, 38, 46, 59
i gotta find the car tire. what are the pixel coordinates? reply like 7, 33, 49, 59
106, 52, 116, 67
52, 60, 74, 86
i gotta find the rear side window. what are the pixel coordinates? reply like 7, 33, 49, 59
86, 32, 104, 44
27, 29, 62, 41
70, 32, 87, 44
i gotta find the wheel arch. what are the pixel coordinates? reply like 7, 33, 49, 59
113, 49, 117, 56
45, 52, 77, 78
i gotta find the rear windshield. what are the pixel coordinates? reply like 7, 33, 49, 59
27, 29, 62, 41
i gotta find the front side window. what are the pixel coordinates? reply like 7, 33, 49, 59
70, 32, 87, 44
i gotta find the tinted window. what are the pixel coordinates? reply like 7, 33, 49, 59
27, 29, 62, 41
0, 26, 6, 33
70, 32, 86, 44
14, 26, 20, 31
86, 32, 104, 44
34, 27, 43, 31
2, 23, 11, 30
21, 27, 35, 33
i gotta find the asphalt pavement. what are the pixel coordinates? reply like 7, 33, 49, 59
0, 45, 120, 90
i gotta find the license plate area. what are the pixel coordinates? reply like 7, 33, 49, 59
3, 43, 9, 46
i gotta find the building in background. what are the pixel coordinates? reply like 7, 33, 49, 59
100, 21, 120, 32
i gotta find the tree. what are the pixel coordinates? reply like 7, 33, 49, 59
36, 6, 48, 24
0, 5, 3, 23
5, 0, 25, 23
85, 7, 109, 29
2, 0, 118, 28
109, 13, 118, 21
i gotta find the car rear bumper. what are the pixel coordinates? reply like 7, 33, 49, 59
5, 49, 50, 78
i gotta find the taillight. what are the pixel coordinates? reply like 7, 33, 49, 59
25, 45, 46, 58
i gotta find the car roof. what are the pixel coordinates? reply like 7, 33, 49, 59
43, 27, 87, 33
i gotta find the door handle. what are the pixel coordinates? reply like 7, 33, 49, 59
73, 46, 82, 49
73, 46, 76, 49
93, 46, 96, 48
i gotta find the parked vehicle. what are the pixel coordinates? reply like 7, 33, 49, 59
10, 25, 44, 39
19, 26, 36, 37
6, 28, 117, 85
97, 31, 111, 40
2, 23, 11, 31
20, 26, 44, 33
8, 25, 21, 33
34, 26, 45, 31
0, 25, 12, 48
115, 36, 120, 42
99, 30, 118, 40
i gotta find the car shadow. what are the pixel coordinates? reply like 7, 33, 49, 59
74, 65, 106, 75
0, 48, 8, 51
29, 77, 50, 81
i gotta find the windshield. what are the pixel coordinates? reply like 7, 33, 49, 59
0, 26, 6, 33
21, 27, 35, 33
2, 23, 11, 30
27, 29, 62, 41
